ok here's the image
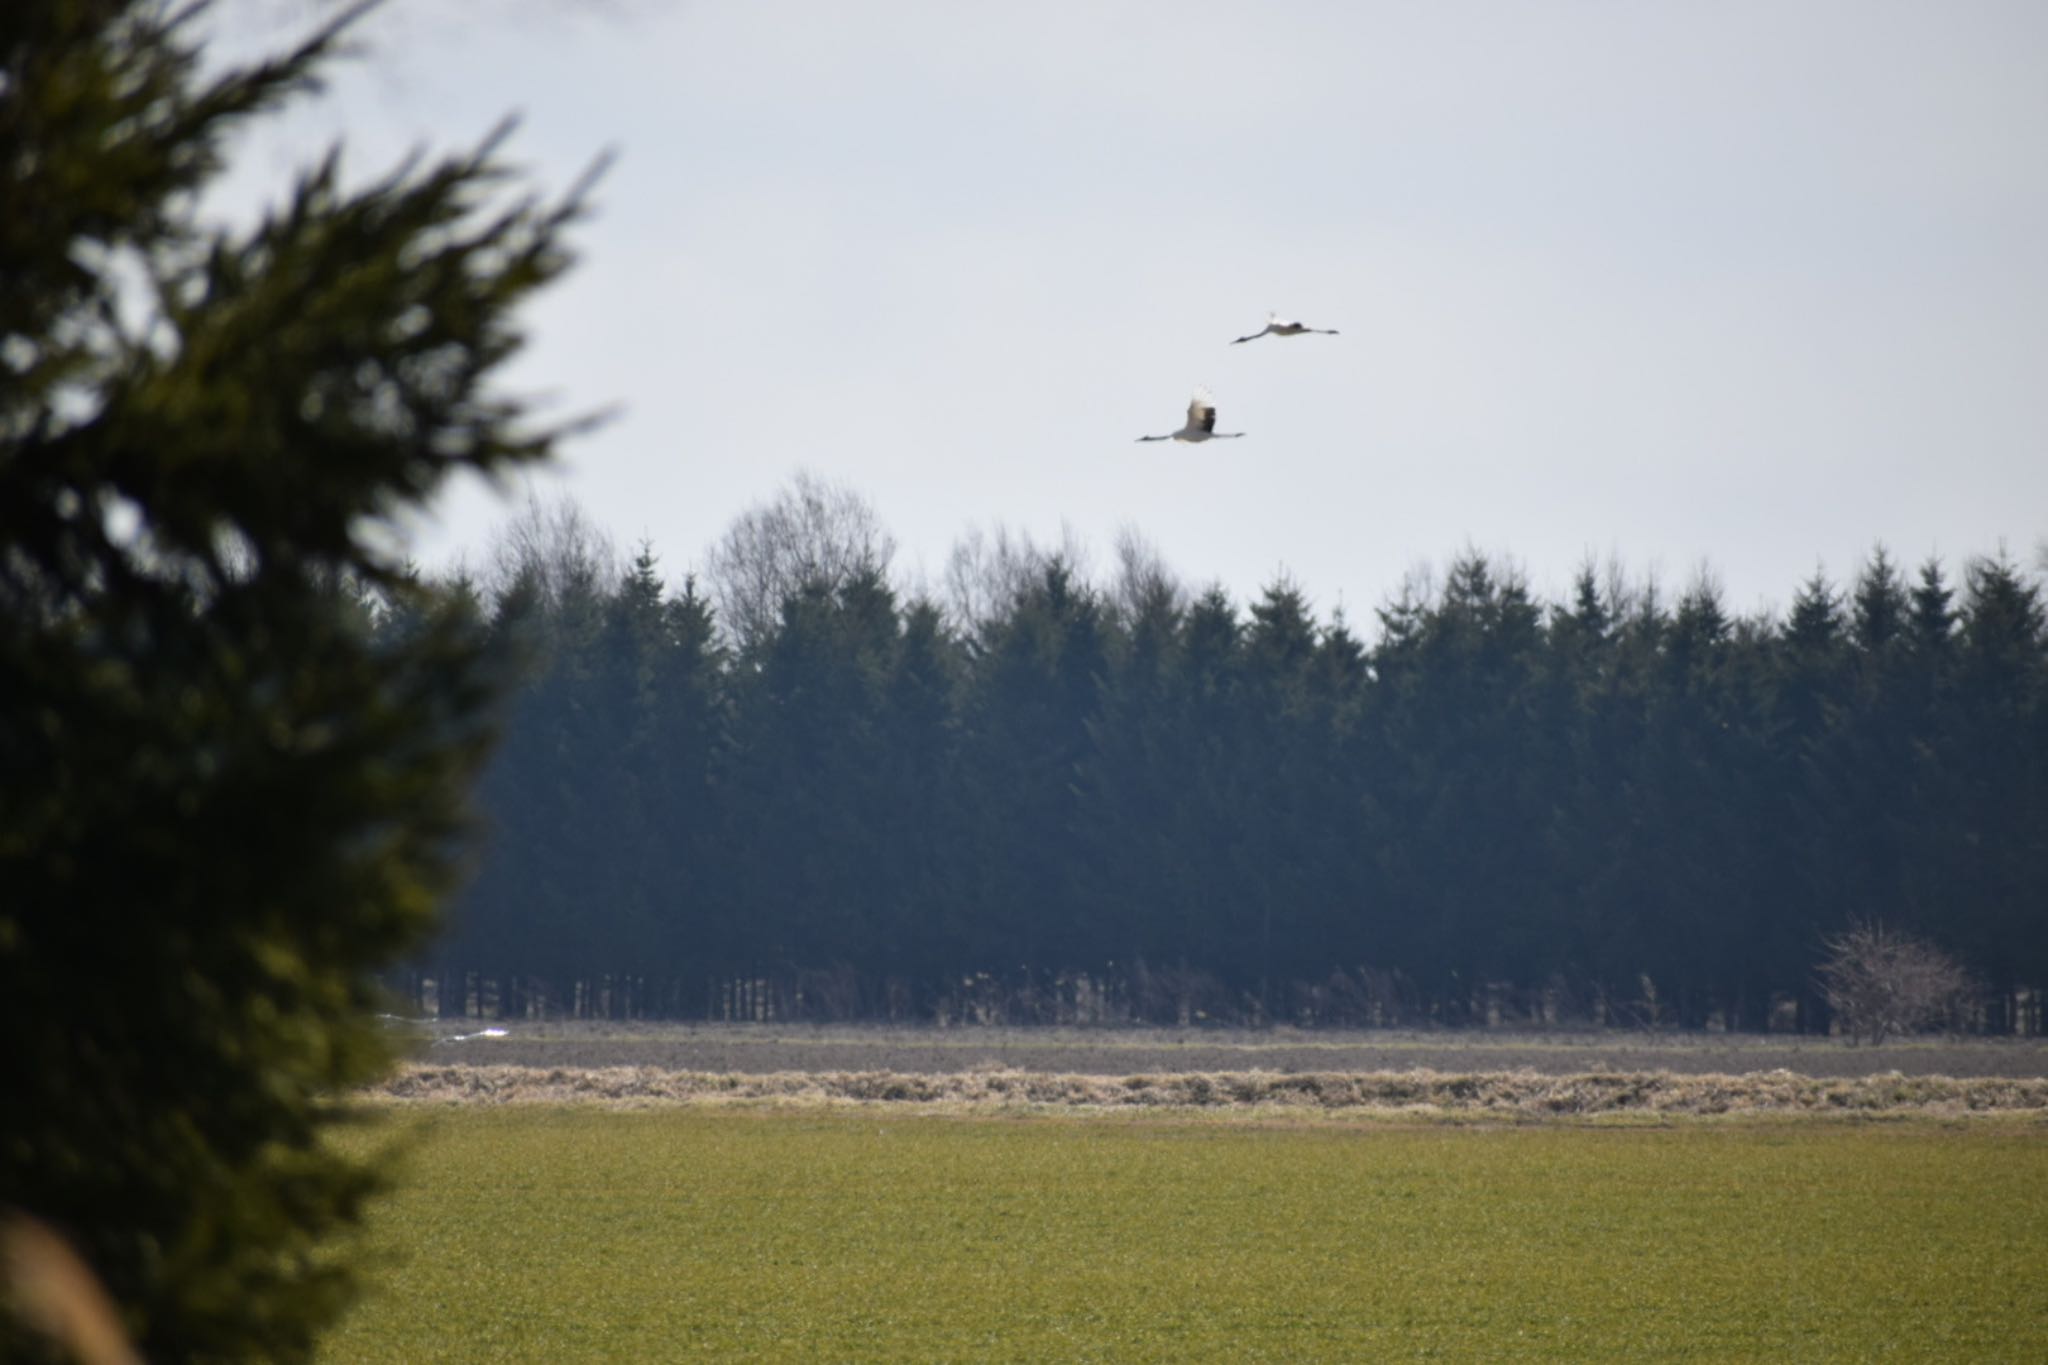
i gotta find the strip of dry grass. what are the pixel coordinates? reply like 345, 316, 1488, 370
372, 1063, 2048, 1117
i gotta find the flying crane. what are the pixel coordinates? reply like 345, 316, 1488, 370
1137, 388, 1244, 444
1230, 313, 1339, 345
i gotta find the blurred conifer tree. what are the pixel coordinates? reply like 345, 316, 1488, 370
0, 1, 593, 1355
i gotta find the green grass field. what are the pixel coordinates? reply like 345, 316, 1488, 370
320, 1108, 2048, 1361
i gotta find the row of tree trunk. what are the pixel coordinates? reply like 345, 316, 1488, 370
387, 967, 2046, 1034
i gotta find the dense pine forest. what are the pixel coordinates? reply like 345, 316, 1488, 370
393, 493, 2048, 1034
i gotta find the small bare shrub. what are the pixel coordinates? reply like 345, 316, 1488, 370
1816, 919, 1974, 1045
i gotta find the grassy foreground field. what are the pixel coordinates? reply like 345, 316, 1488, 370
320, 1108, 2048, 1361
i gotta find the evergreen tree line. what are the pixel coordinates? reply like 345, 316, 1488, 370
405, 515, 2048, 1033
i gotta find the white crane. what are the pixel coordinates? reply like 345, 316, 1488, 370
1137, 387, 1244, 444
1230, 313, 1339, 345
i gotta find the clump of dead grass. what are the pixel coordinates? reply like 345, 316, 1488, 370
370, 1064, 2048, 1117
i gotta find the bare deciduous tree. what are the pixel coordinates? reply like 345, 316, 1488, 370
1816, 920, 1973, 1045
941, 520, 1090, 636
705, 470, 897, 653
1107, 523, 1186, 627
481, 491, 620, 617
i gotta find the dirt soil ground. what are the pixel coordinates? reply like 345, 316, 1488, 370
400, 1020, 2048, 1079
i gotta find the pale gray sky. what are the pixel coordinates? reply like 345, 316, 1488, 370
208, 1, 2048, 622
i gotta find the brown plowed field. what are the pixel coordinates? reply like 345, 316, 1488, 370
401, 1021, 2048, 1079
